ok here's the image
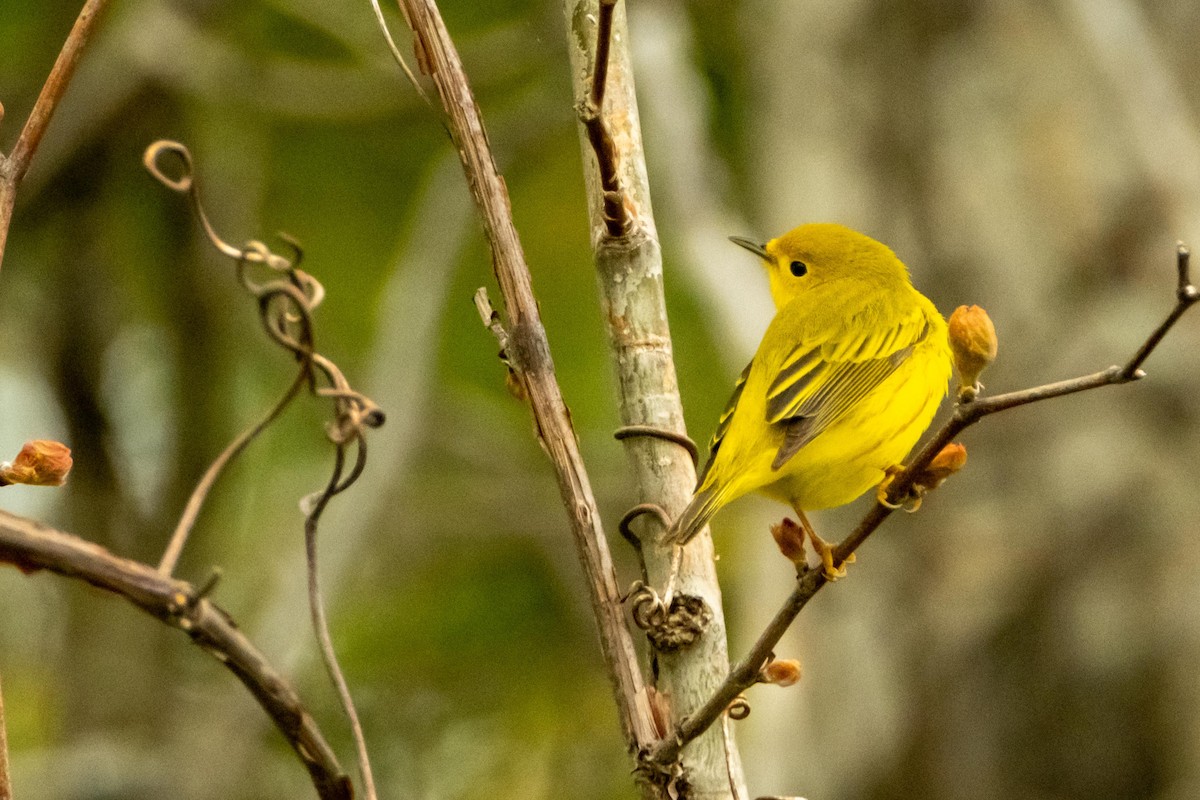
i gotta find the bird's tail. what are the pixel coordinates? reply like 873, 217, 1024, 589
663, 485, 727, 546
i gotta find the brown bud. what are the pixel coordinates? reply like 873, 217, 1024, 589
761, 658, 802, 687
0, 440, 73, 487
770, 518, 806, 566
913, 442, 967, 491
948, 305, 998, 400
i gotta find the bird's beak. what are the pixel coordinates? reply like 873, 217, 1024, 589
729, 236, 770, 260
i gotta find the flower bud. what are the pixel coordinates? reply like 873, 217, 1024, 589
761, 658, 802, 687
913, 442, 967, 492
0, 440, 73, 487
770, 518, 806, 566
948, 305, 998, 400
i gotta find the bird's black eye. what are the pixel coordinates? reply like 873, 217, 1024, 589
789, 260, 808, 277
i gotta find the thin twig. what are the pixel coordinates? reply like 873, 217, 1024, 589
722, 713, 746, 800
0, 510, 352, 800
305, 440, 377, 800
396, 0, 660, 759
5, 0, 112, 178
590, 0, 616, 111
0, 671, 10, 800
367, 0, 432, 106
0, 0, 114, 272
158, 371, 308, 575
1122, 244, 1196, 379
648, 243, 1199, 765
579, 0, 631, 236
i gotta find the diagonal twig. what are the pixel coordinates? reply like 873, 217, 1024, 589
0, 0, 114, 273
648, 242, 1199, 766
0, 510, 352, 800
367, 0, 431, 106
159, 370, 308, 575
395, 0, 661, 763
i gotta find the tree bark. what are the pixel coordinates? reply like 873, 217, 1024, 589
561, 2, 746, 796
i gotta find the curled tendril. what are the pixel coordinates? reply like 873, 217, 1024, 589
624, 580, 668, 630
145, 140, 383, 800
144, 140, 240, 260
617, 502, 672, 586
144, 140, 384, 476
726, 696, 751, 721
143, 137, 385, 548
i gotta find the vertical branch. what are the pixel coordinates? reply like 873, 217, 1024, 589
0, 672, 10, 800
393, 0, 661, 771
0, 0, 113, 272
563, 0, 745, 796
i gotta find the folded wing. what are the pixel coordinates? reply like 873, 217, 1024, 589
767, 306, 931, 469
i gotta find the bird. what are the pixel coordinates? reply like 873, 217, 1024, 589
664, 223, 952, 580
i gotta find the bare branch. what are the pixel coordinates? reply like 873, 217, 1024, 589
0, 0, 113, 272
650, 242, 1200, 765
395, 0, 661, 759
0, 510, 352, 800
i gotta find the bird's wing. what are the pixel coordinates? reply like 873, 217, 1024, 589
767, 304, 931, 470
696, 360, 752, 487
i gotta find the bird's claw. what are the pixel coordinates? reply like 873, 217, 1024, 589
792, 509, 854, 581
809, 531, 854, 582
876, 465, 923, 512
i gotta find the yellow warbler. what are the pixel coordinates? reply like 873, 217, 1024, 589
665, 223, 952, 579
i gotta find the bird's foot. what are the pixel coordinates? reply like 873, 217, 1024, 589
793, 510, 853, 581
877, 445, 969, 512
809, 530, 854, 581
876, 464, 923, 512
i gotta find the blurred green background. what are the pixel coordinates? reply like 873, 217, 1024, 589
2, 1, 1200, 798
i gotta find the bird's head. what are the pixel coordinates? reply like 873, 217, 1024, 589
730, 222, 911, 309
